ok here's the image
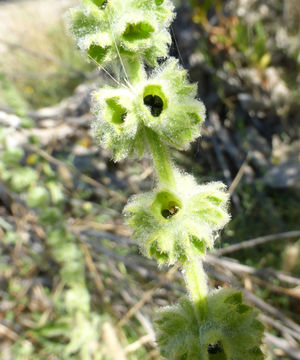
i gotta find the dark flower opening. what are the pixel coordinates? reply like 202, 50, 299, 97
151, 190, 181, 221
161, 201, 180, 219
143, 84, 168, 117
92, 0, 108, 9
121, 112, 127, 122
144, 95, 164, 117
207, 341, 226, 359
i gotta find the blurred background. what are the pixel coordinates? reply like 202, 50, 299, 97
0, 0, 299, 359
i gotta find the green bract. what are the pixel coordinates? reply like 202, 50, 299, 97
124, 172, 230, 265
68, 0, 175, 66
92, 58, 205, 160
156, 289, 265, 360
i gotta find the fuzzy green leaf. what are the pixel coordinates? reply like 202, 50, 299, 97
156, 289, 265, 360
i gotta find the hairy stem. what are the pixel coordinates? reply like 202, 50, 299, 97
123, 56, 145, 84
146, 127, 176, 188
183, 259, 208, 321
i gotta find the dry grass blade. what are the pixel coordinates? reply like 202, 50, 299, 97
206, 254, 300, 287
80, 242, 105, 297
244, 288, 300, 338
103, 322, 127, 360
0, 323, 18, 342
0, 38, 83, 76
124, 334, 154, 354
249, 276, 300, 299
260, 314, 300, 344
117, 265, 179, 328
229, 154, 250, 195
213, 231, 300, 256
265, 332, 300, 360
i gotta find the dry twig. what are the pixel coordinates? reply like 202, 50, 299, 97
213, 231, 300, 257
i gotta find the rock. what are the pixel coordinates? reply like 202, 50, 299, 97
263, 161, 300, 188
272, 136, 300, 164
265, 67, 290, 114
236, 127, 271, 171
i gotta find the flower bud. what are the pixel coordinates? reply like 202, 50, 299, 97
124, 172, 230, 265
68, 0, 175, 67
156, 289, 264, 360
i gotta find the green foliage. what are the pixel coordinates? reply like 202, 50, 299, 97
156, 289, 264, 360
233, 20, 270, 68
8, 167, 38, 193
2, 231, 19, 245
0, 21, 92, 110
0, 132, 102, 359
1, 147, 24, 166
26, 186, 50, 207
0, 73, 29, 117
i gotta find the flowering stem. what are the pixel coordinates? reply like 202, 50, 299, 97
146, 127, 176, 188
183, 259, 208, 321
